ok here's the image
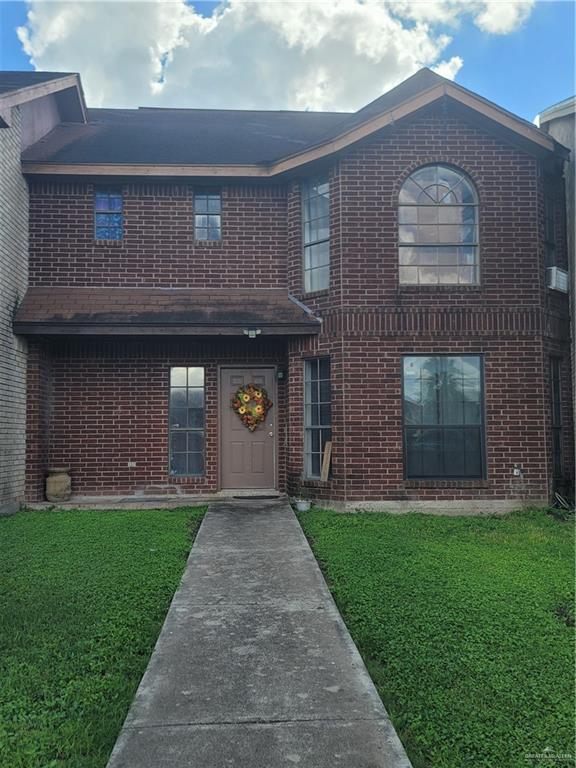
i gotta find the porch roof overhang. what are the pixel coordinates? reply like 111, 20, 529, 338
13, 288, 322, 336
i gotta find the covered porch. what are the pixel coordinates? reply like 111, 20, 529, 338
15, 288, 321, 502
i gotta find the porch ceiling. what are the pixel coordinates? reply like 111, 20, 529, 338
13, 287, 321, 336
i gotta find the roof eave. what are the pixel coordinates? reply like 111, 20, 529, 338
13, 321, 321, 336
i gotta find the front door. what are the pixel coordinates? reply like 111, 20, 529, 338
220, 367, 276, 489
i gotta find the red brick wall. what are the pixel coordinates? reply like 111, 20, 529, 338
28, 183, 288, 288
26, 338, 287, 500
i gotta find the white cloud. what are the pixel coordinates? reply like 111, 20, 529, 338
17, 0, 535, 111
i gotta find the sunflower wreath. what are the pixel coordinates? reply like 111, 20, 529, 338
231, 383, 273, 432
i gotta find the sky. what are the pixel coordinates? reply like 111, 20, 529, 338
0, 0, 574, 120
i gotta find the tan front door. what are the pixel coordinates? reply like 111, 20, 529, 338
220, 367, 276, 489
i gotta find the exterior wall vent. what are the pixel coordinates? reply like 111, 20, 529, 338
546, 266, 569, 293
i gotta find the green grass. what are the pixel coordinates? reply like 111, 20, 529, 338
299, 509, 575, 768
0, 507, 205, 768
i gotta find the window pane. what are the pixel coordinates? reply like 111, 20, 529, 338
319, 378, 331, 401
304, 241, 330, 270
171, 453, 187, 476
207, 196, 221, 213
170, 408, 187, 428
418, 206, 438, 225
437, 267, 459, 284
437, 247, 459, 266
464, 428, 482, 476
195, 196, 208, 213
399, 266, 418, 284
420, 428, 443, 476
319, 403, 331, 426
188, 367, 204, 386
444, 429, 466, 475
171, 432, 187, 453
188, 453, 205, 476
170, 389, 187, 409
188, 388, 204, 408
188, 431, 204, 452
318, 357, 330, 380
398, 206, 418, 224
418, 267, 439, 285
306, 359, 319, 381
305, 265, 329, 292
188, 408, 204, 428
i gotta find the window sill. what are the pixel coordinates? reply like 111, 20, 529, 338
94, 239, 123, 247
405, 479, 488, 488
302, 289, 330, 299
398, 284, 482, 292
301, 478, 331, 487
195, 239, 223, 246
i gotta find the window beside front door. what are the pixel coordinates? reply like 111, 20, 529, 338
304, 358, 331, 478
169, 367, 205, 476
403, 355, 485, 478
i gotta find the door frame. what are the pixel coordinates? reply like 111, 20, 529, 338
218, 365, 278, 491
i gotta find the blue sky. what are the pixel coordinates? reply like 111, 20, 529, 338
0, 0, 574, 118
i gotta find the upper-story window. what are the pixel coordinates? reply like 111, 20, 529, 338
398, 164, 478, 286
95, 188, 123, 241
194, 191, 222, 240
302, 178, 330, 292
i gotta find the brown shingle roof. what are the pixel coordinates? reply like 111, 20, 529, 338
14, 288, 321, 336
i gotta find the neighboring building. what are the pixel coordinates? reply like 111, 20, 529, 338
537, 97, 575, 500
6, 68, 574, 512
0, 72, 85, 514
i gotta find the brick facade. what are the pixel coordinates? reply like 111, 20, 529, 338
25, 103, 573, 510
0, 106, 28, 514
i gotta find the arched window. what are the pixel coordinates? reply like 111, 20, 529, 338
398, 164, 478, 285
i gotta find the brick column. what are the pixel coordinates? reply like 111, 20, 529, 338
26, 341, 53, 502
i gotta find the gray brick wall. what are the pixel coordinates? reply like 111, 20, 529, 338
0, 106, 28, 514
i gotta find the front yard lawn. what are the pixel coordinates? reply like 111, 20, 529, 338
299, 509, 574, 768
0, 507, 205, 768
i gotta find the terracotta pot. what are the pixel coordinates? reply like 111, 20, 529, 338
46, 468, 72, 503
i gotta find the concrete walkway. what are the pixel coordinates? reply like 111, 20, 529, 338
106, 499, 412, 768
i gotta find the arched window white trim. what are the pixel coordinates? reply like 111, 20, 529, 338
398, 164, 479, 285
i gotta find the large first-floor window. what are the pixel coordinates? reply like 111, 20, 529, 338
304, 357, 331, 478
169, 366, 205, 476
403, 355, 484, 478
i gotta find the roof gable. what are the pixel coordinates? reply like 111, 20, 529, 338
0, 70, 87, 127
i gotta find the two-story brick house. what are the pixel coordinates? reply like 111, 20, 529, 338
11, 68, 573, 511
